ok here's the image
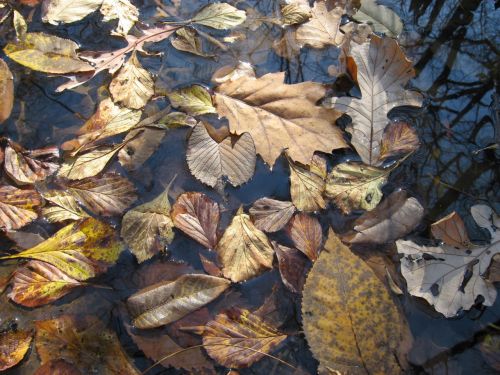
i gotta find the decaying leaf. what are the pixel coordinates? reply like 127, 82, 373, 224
118, 129, 165, 171
35, 315, 140, 375
397, 205, 500, 317
273, 242, 308, 293
187, 122, 256, 188
171, 192, 220, 249
214, 71, 346, 167
379, 121, 419, 160
0, 58, 14, 123
352, 0, 403, 37
249, 198, 295, 233
41, 0, 102, 25
127, 274, 230, 329
0, 185, 41, 230
217, 207, 274, 282
168, 85, 216, 116
34, 359, 83, 375
171, 27, 209, 57
431, 211, 471, 249
110, 52, 154, 110
324, 162, 387, 214
0, 329, 32, 371
343, 190, 424, 244
191, 3, 246, 30
326, 35, 422, 166
100, 0, 139, 35
197, 308, 287, 368
281, 1, 311, 25
211, 61, 255, 84
0, 218, 124, 280
288, 213, 323, 261
42, 190, 90, 222
302, 229, 403, 374
288, 157, 326, 212
120, 183, 175, 263
8, 259, 83, 307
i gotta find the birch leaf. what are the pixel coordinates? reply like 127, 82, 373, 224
288, 157, 326, 212
249, 198, 295, 233
214, 71, 346, 167
168, 85, 216, 116
288, 213, 322, 261
0, 58, 13, 123
217, 207, 274, 282
191, 3, 246, 30
0, 330, 32, 371
41, 0, 102, 25
352, 0, 403, 37
0, 185, 41, 231
100, 0, 139, 36
42, 190, 90, 223
326, 35, 422, 165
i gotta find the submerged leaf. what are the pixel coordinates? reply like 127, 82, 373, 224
0, 329, 32, 371
168, 85, 216, 116
0, 185, 41, 230
289, 157, 326, 212
171, 27, 209, 57
352, 0, 403, 37
249, 198, 295, 233
0, 58, 14, 123
288, 213, 322, 261
41, 0, 102, 25
431, 211, 471, 249
191, 3, 246, 30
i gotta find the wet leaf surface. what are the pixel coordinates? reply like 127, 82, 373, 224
288, 213, 323, 261
0, 186, 41, 230
0, 329, 32, 371
249, 198, 295, 233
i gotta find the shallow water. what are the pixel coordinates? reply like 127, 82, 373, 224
0, 0, 499, 374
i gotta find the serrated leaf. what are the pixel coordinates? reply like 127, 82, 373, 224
288, 157, 326, 212
192, 3, 246, 30
42, 190, 90, 222
0, 185, 41, 230
0, 58, 13, 123
0, 330, 32, 371
249, 198, 295, 233
168, 85, 216, 116
352, 0, 403, 37
41, 0, 102, 25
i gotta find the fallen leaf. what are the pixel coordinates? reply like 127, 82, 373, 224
4, 32, 94, 74
100, 0, 138, 35
191, 3, 246, 30
324, 162, 387, 214
0, 218, 124, 280
379, 121, 419, 160
217, 207, 274, 282
197, 307, 287, 368
34, 359, 83, 375
326, 35, 422, 165
187, 122, 256, 188
118, 129, 165, 171
352, 0, 403, 37
0, 58, 14, 123
110, 52, 154, 110
127, 274, 230, 329
0, 329, 32, 371
0, 185, 41, 230
288, 213, 322, 261
41, 0, 102, 25
302, 228, 403, 374
249, 198, 295, 233
397, 205, 500, 317
120, 183, 175, 263
171, 192, 220, 249
132, 260, 194, 289
470, 204, 500, 236
273, 242, 308, 293
479, 334, 500, 371
168, 85, 216, 116
214, 71, 346, 167
42, 190, 90, 222
281, 1, 311, 25
211, 61, 255, 84
343, 190, 424, 244
8, 259, 83, 307
4, 140, 59, 185
199, 252, 223, 276
171, 27, 210, 57
295, 0, 344, 48
35, 315, 140, 375
288, 157, 326, 212
431, 211, 471, 249
13, 9, 28, 40
66, 173, 137, 216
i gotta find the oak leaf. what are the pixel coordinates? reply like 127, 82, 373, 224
288, 213, 323, 261
0, 185, 41, 230
249, 197, 295, 233
0, 58, 13, 123
0, 329, 32, 371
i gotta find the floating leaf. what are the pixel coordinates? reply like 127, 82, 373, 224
171, 27, 210, 57
41, 0, 102, 25
34, 359, 83, 375
288, 213, 322, 261
302, 229, 403, 374
127, 274, 230, 329
217, 207, 274, 282
0, 218, 124, 280
352, 0, 403, 37
431, 211, 471, 249
121, 183, 174, 263
8, 260, 83, 307
0, 329, 32, 371
191, 3, 246, 30
198, 308, 287, 368
343, 190, 424, 244
0, 185, 41, 230
4, 32, 94, 74
100, 0, 139, 35
35, 315, 140, 375
0, 58, 13, 123
324, 162, 387, 214
214, 71, 346, 167
273, 242, 308, 293
326, 35, 422, 165
281, 1, 311, 25
397, 205, 500, 317
187, 122, 256, 188
42, 190, 90, 222
118, 128, 165, 171
288, 157, 326, 212
110, 52, 154, 110
168, 85, 216, 116
171, 192, 220, 249
249, 198, 295, 233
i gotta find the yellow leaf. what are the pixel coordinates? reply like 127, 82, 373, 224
281, 2, 311, 25
0, 330, 32, 371
288, 157, 326, 212
168, 85, 216, 116
191, 3, 246, 30
42, 190, 90, 222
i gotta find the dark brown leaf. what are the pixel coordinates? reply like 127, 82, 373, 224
288, 213, 323, 261
273, 242, 309, 293
34, 359, 83, 375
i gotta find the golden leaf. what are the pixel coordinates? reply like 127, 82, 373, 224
168, 85, 216, 116
0, 185, 41, 230
42, 190, 90, 223
0, 330, 32, 371
288, 213, 323, 261
281, 1, 311, 25
288, 157, 326, 212
379, 121, 419, 160
191, 3, 246, 30
0, 58, 13, 123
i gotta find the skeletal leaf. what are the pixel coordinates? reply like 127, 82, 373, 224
326, 35, 422, 165
8, 260, 83, 307
120, 184, 175, 263
325, 162, 387, 214
0, 185, 41, 230
41, 0, 102, 25
67, 173, 137, 216
198, 308, 287, 368
217, 207, 274, 282
127, 274, 230, 329
171, 192, 220, 249
42, 190, 90, 222
4, 32, 94, 74
302, 229, 403, 374
343, 190, 424, 244
191, 3, 246, 30
0, 58, 14, 123
273, 242, 308, 293
0, 329, 32, 371
379, 121, 419, 160
168, 85, 216, 116
249, 198, 295, 233
0, 218, 124, 280
288, 157, 326, 212
214, 71, 346, 167
35, 315, 140, 375
288, 213, 322, 261
110, 52, 154, 110
352, 0, 403, 37
397, 205, 500, 317
431, 211, 471, 249
171, 27, 209, 57
187, 122, 256, 188
281, 1, 311, 25
100, 0, 139, 35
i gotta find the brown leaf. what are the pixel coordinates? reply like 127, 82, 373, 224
171, 27, 211, 57
214, 71, 346, 167
172, 192, 220, 249
199, 252, 223, 277
379, 121, 419, 160
42, 190, 90, 223
34, 359, 83, 375
288, 157, 326, 212
288, 213, 322, 261
0, 329, 32, 371
0, 58, 14, 123
132, 261, 194, 289
249, 197, 295, 233
273, 242, 308, 293
0, 185, 41, 230
118, 128, 166, 171
431, 211, 471, 249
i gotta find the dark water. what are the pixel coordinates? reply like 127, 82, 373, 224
0, 0, 499, 374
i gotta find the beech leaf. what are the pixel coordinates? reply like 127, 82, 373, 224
0, 58, 14, 123
191, 3, 246, 30
288, 213, 323, 261
431, 211, 471, 249
41, 0, 102, 25
0, 185, 41, 231
249, 198, 295, 233
0, 329, 32, 371
379, 121, 419, 160
273, 242, 308, 293
171, 27, 210, 57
